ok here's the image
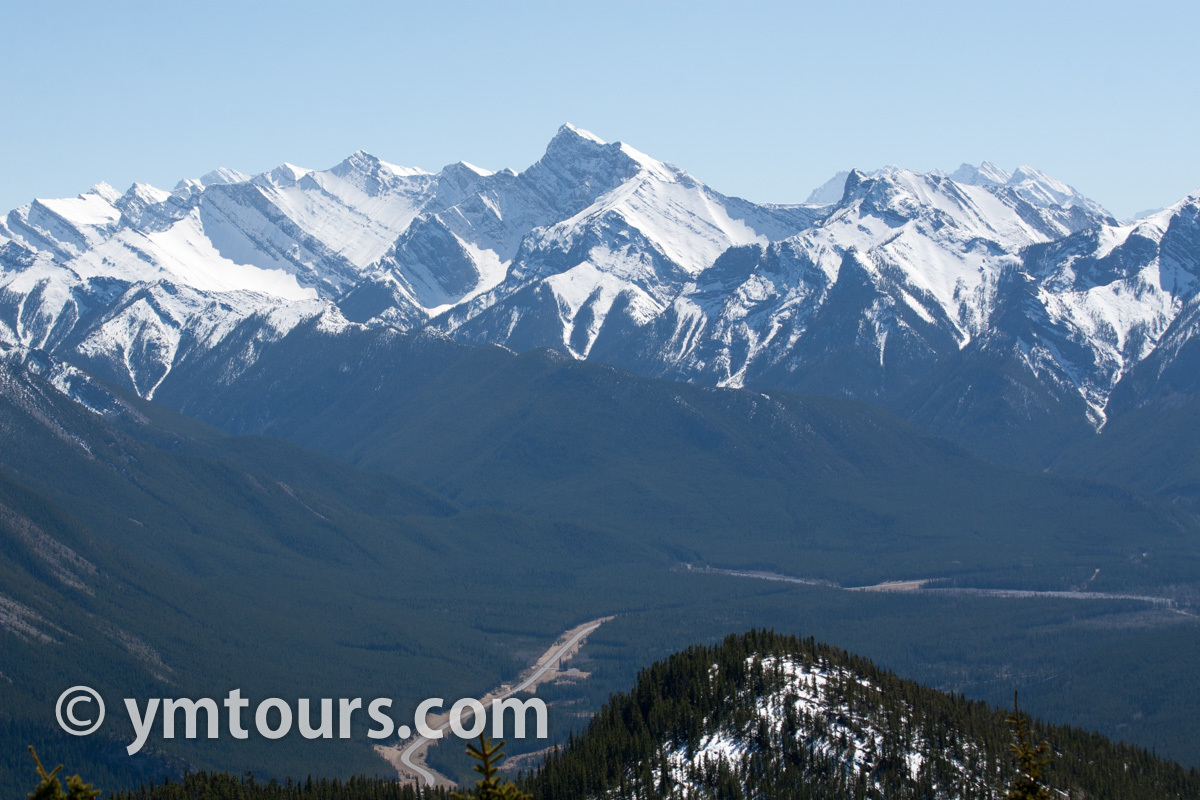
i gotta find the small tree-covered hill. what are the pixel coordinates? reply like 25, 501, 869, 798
529, 630, 1200, 800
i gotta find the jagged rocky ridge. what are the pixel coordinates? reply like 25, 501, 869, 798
1, 125, 1197, 452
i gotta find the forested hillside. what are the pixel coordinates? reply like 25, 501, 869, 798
530, 631, 1200, 799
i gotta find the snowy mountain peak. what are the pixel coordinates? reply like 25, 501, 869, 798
539, 123, 615, 164
558, 122, 606, 144
1003, 165, 1111, 217
108, 183, 171, 229
439, 160, 495, 180
254, 162, 311, 189
526, 125, 682, 190
89, 182, 122, 203
1009, 164, 1077, 198
172, 168, 250, 196
123, 182, 170, 203
811, 162, 1110, 219
948, 160, 1011, 186
805, 171, 852, 204
456, 161, 494, 177
1010, 164, 1051, 182
332, 149, 430, 180
836, 167, 947, 212
334, 149, 387, 175
839, 168, 870, 203
127, 181, 162, 196
516, 124, 650, 220
29, 184, 123, 228
199, 167, 250, 186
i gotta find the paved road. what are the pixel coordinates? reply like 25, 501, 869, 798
399, 620, 606, 787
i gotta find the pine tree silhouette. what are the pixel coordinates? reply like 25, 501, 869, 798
451, 735, 530, 800
1005, 692, 1053, 800
28, 747, 101, 800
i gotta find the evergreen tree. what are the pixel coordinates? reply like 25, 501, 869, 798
28, 747, 102, 800
1005, 693, 1053, 800
452, 736, 530, 800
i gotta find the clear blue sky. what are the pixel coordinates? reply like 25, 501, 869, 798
2, 1, 1197, 218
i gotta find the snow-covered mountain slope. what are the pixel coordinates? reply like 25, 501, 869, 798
0, 165, 366, 394
4, 182, 126, 261
0, 125, 826, 394
0, 224, 330, 397
1016, 195, 1200, 417
0, 148, 440, 393
366, 123, 826, 357
1061, 193, 1200, 413
2, 128, 1197, 451
583, 167, 1120, 407
814, 160, 1112, 220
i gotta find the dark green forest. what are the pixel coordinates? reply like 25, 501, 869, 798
3, 342, 1200, 794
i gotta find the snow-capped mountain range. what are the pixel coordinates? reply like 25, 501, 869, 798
1, 124, 1197, 447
